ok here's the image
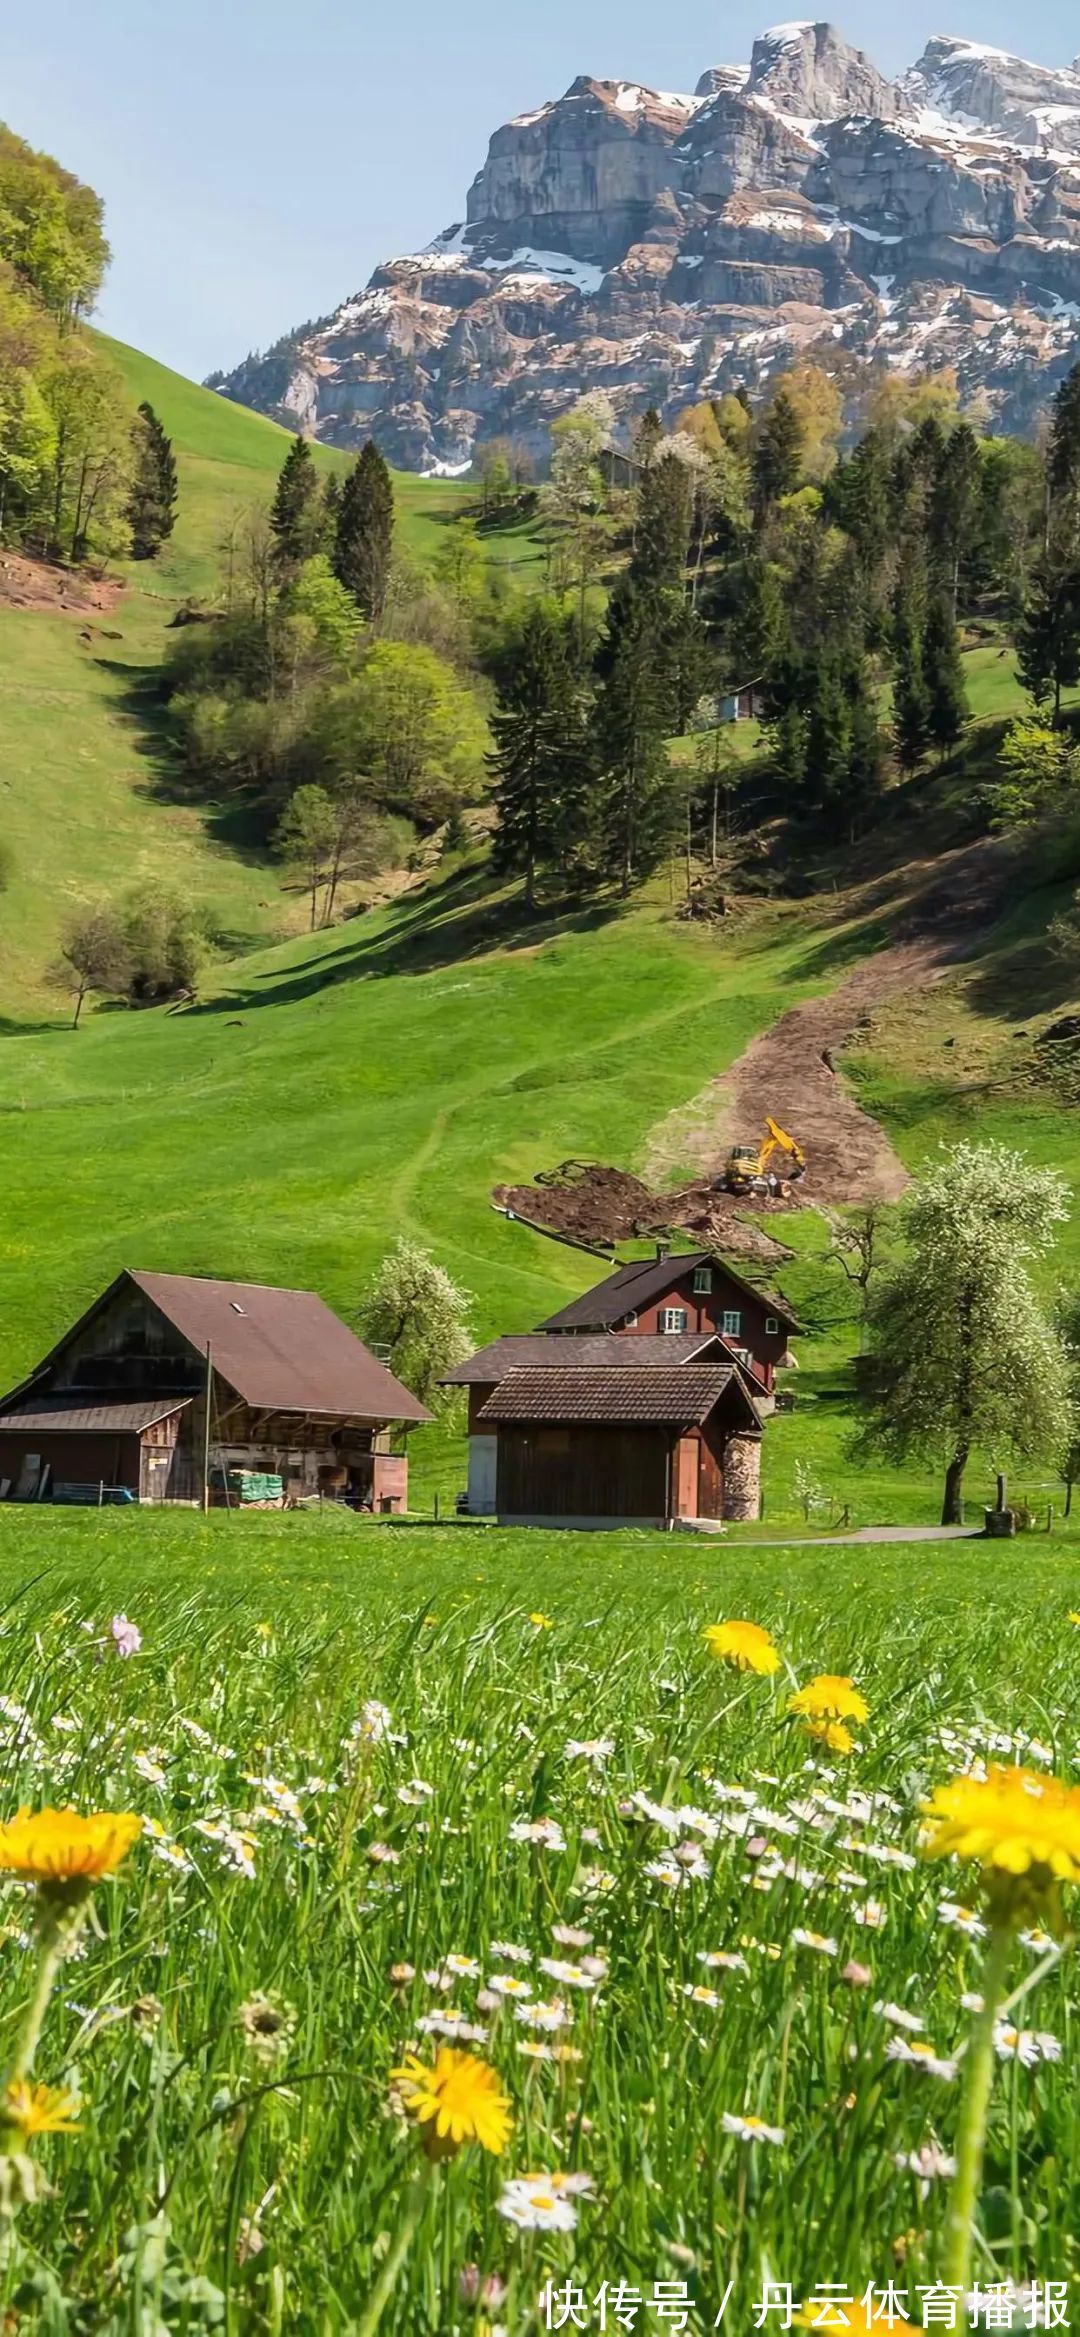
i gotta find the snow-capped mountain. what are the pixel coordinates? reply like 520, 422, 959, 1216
210, 22, 1080, 471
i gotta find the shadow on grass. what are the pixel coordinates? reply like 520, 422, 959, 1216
187, 869, 623, 1017
97, 659, 278, 868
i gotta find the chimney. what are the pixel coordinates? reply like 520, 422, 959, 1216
655, 1241, 670, 1262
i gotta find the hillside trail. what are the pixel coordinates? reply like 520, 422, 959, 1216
642, 834, 1011, 1209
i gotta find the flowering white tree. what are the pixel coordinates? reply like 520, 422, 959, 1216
355, 1238, 474, 1410
854, 1141, 1070, 1524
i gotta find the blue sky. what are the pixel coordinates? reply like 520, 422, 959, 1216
7, 0, 1078, 383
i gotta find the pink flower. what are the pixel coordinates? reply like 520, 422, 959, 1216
110, 1614, 142, 1658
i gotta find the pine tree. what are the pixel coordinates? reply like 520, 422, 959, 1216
319, 471, 342, 553
488, 605, 594, 905
1047, 361, 1080, 549
592, 575, 681, 893
126, 402, 177, 560
1017, 556, 1080, 723
893, 588, 932, 773
751, 386, 804, 520
928, 423, 981, 617
334, 440, 394, 620
269, 435, 321, 571
923, 593, 969, 760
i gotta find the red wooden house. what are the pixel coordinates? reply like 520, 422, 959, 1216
446, 1248, 799, 1527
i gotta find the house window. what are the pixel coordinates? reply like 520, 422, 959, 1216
623, 1310, 638, 1328
692, 1266, 713, 1294
765, 1315, 780, 1335
661, 1307, 688, 1334
721, 1309, 742, 1337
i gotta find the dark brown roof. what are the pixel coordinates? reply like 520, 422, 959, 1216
0, 1399, 190, 1436
477, 1364, 749, 1426
128, 1273, 432, 1422
444, 1331, 724, 1384
537, 1251, 800, 1334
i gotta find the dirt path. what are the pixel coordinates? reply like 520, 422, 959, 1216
645, 938, 939, 1206
643, 834, 1016, 1210
498, 836, 1015, 1247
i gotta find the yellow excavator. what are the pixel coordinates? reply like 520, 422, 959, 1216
720, 1117, 807, 1199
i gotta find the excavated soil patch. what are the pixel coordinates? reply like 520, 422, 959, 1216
0, 551, 124, 617
498, 837, 1015, 1248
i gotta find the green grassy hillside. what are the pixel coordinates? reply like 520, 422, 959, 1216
3, 343, 1080, 1531
0, 341, 482, 1006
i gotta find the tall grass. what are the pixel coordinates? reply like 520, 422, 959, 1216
0, 1512, 1072, 2328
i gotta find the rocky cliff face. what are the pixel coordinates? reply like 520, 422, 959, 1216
210, 21, 1080, 471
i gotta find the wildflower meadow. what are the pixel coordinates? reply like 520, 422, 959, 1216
0, 1510, 1075, 2334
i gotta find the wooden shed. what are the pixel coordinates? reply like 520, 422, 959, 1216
475, 1360, 762, 1528
0, 1270, 430, 1509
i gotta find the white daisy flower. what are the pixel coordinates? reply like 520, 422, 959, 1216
937, 1902, 987, 1938
682, 1984, 721, 2008
698, 1950, 749, 1973
490, 1941, 531, 1964
509, 1817, 566, 1850
486, 1973, 532, 1999
792, 1928, 837, 1957
875, 2001, 924, 2034
538, 1958, 601, 1991
886, 2038, 958, 2082
722, 2112, 784, 2144
993, 2025, 1061, 2065
893, 2141, 956, 2182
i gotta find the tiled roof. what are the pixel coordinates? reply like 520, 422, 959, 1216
477, 1364, 737, 1426
128, 1272, 432, 1421
444, 1332, 723, 1384
0, 1399, 191, 1435
536, 1251, 800, 1333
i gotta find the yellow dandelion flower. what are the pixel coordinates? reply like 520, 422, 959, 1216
788, 1675, 869, 1725
391, 2047, 512, 2159
801, 1718, 855, 1756
1, 2080, 80, 2137
528, 1613, 554, 1631
1069, 1612, 1080, 1628
921, 1766, 1080, 1885
703, 1620, 780, 1676
0, 1808, 141, 1890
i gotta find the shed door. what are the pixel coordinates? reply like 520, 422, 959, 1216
468, 1435, 498, 1517
674, 1436, 698, 1521
140, 1448, 172, 1504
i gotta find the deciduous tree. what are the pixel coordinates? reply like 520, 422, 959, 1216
855, 1141, 1070, 1524
355, 1237, 474, 1409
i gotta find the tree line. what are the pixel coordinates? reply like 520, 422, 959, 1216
489, 359, 1080, 901
0, 123, 177, 566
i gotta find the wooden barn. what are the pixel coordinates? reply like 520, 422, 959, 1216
446, 1247, 799, 1523
0, 1270, 430, 1509
470, 1356, 762, 1529
536, 1249, 798, 1399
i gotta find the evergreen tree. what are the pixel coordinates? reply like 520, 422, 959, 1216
334, 439, 395, 620
592, 575, 682, 893
269, 434, 321, 571
928, 422, 981, 617
319, 471, 342, 553
1047, 361, 1080, 548
923, 593, 968, 760
893, 586, 931, 772
751, 386, 804, 520
729, 558, 788, 692
488, 605, 594, 905
1017, 556, 1080, 724
126, 401, 177, 560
